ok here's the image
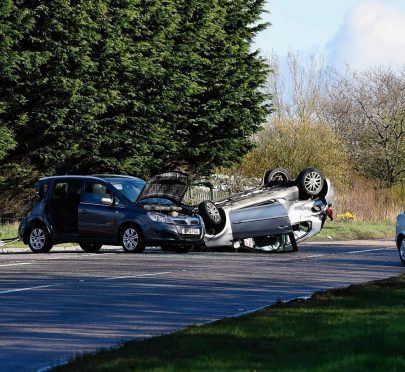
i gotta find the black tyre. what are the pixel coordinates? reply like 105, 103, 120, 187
198, 200, 222, 228
398, 236, 405, 265
296, 167, 325, 198
174, 245, 193, 253
28, 225, 53, 253
160, 245, 174, 252
80, 243, 102, 253
289, 232, 298, 252
120, 224, 145, 253
263, 168, 291, 186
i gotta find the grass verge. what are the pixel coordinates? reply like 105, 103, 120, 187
0, 222, 19, 239
0, 223, 73, 248
0, 223, 26, 247
311, 220, 395, 241
55, 274, 405, 371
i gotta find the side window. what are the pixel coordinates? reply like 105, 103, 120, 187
51, 181, 82, 200
82, 182, 112, 205
52, 182, 68, 199
114, 197, 126, 208
36, 182, 50, 200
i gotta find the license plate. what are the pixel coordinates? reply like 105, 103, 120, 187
181, 228, 200, 235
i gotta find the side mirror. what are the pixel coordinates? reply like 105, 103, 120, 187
100, 197, 113, 206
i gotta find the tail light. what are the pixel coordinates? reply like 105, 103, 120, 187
326, 205, 334, 220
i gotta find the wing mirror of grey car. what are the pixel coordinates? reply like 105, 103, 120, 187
101, 197, 114, 206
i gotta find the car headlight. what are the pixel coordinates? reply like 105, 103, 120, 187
147, 211, 174, 224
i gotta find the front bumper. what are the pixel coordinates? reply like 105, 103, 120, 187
144, 220, 205, 245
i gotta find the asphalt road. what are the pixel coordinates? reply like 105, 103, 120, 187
0, 240, 404, 371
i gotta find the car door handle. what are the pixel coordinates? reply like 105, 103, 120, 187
278, 225, 289, 229
80, 210, 88, 215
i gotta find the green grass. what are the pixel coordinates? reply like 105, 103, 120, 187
311, 220, 395, 241
0, 222, 19, 239
0, 223, 73, 248
0, 223, 25, 247
55, 275, 405, 371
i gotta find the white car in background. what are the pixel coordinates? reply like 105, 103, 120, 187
396, 212, 405, 264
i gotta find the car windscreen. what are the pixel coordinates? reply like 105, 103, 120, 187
107, 179, 146, 203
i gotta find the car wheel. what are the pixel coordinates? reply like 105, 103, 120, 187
297, 167, 325, 198
79, 243, 102, 253
28, 226, 53, 253
198, 200, 222, 227
398, 236, 405, 265
263, 168, 291, 186
121, 224, 145, 253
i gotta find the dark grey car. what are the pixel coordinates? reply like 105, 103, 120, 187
19, 172, 204, 253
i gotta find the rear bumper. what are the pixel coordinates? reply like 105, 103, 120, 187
18, 218, 28, 243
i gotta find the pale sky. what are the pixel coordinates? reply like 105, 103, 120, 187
254, 0, 405, 70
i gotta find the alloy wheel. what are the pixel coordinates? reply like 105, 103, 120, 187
207, 202, 221, 223
123, 228, 139, 251
272, 173, 285, 182
304, 171, 323, 193
29, 228, 46, 251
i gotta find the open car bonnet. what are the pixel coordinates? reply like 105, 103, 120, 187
137, 172, 189, 205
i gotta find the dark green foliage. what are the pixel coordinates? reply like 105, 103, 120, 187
0, 0, 270, 213
0, 126, 15, 161
0, 0, 17, 162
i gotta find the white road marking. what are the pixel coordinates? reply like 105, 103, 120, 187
102, 272, 173, 281
305, 248, 388, 258
0, 247, 390, 297
0, 271, 174, 295
305, 254, 325, 258
0, 284, 57, 295
0, 262, 32, 267
347, 248, 387, 254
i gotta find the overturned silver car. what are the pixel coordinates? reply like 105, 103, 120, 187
198, 168, 334, 252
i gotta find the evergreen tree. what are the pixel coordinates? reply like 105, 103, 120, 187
0, 0, 270, 212
153, 0, 270, 173
0, 0, 18, 161
0, 127, 14, 161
